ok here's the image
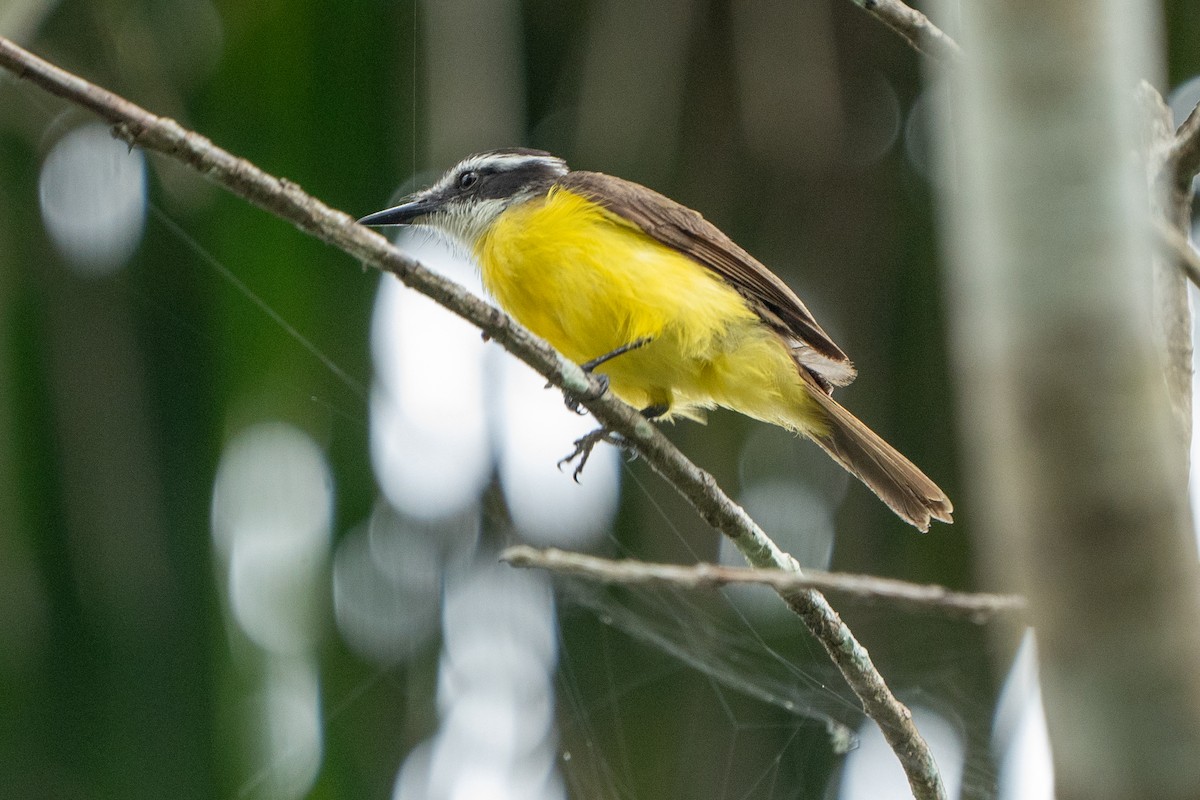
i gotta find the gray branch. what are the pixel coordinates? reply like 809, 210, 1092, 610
0, 36, 946, 800
1168, 97, 1200, 191
502, 545, 1025, 622
847, 0, 962, 63
1156, 218, 1200, 289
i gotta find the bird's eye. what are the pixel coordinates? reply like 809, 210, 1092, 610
458, 171, 479, 190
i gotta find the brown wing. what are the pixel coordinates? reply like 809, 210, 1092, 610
558, 171, 856, 389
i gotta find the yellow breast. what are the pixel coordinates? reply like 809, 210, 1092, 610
474, 187, 820, 431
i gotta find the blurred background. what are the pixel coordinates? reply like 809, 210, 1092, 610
1, 1, 1198, 798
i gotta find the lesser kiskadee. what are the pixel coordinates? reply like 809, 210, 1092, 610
360, 149, 952, 531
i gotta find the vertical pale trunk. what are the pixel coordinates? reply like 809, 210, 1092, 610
933, 2, 1200, 798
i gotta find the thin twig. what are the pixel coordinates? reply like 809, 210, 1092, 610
1169, 98, 1200, 191
0, 36, 946, 800
1155, 217, 1200, 289
847, 0, 962, 63
503, 546, 1026, 623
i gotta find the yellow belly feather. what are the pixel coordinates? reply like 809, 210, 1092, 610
475, 188, 823, 433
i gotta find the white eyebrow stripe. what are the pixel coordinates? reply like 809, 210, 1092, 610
456, 152, 568, 175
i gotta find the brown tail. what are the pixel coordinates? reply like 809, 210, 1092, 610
806, 389, 953, 532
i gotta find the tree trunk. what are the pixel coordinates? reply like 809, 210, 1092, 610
932, 2, 1200, 798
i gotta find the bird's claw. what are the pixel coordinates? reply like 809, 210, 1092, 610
557, 426, 624, 482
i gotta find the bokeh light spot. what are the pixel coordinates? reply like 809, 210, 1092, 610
370, 233, 491, 521
211, 422, 332, 654
39, 122, 147, 276
494, 353, 619, 549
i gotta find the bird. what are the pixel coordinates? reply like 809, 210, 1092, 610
360, 148, 952, 531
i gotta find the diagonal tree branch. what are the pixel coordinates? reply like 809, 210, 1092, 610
502, 545, 1026, 622
0, 36, 946, 800
847, 0, 962, 63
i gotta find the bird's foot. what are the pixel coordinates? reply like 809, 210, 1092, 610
557, 426, 626, 482
557, 404, 668, 481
